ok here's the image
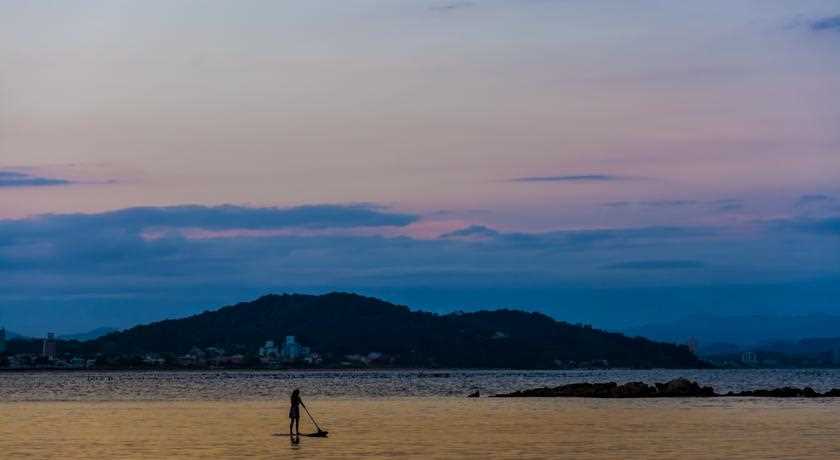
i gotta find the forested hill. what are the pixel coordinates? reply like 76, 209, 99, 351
91, 293, 705, 368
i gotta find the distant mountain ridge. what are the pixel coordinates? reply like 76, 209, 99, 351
625, 313, 840, 348
89, 292, 704, 369
59, 327, 118, 341
1, 329, 26, 340
698, 336, 840, 357
0, 328, 117, 342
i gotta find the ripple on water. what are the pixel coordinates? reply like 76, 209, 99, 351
2, 369, 840, 401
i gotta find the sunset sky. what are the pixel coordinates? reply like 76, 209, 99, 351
1, 1, 839, 335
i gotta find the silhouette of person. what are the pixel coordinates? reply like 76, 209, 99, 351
289, 388, 304, 442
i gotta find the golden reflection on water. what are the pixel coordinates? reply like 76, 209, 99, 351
3, 398, 840, 459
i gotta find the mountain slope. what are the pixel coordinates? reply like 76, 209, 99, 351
92, 293, 705, 368
59, 327, 118, 341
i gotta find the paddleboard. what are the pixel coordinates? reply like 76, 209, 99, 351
273, 432, 329, 438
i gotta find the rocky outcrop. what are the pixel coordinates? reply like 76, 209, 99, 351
725, 387, 820, 397
654, 378, 717, 397
494, 378, 840, 398
495, 378, 713, 398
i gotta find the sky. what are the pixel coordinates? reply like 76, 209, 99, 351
0, 0, 839, 336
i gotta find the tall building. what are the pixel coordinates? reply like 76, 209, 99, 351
258, 340, 280, 359
280, 336, 311, 362
0, 328, 6, 354
685, 338, 698, 354
42, 333, 57, 360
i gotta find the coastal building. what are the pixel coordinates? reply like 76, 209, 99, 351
740, 351, 758, 365
217, 354, 245, 366
280, 336, 311, 362
342, 352, 386, 366
204, 347, 225, 358
686, 338, 698, 354
143, 354, 166, 366
188, 347, 207, 363
42, 333, 57, 360
0, 328, 6, 354
259, 340, 280, 359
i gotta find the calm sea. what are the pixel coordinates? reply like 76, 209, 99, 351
3, 370, 840, 459
2, 368, 840, 401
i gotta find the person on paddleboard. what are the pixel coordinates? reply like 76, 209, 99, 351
289, 389, 305, 440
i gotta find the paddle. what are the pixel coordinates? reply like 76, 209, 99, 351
302, 404, 329, 437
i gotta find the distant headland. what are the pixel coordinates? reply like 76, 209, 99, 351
1, 292, 705, 370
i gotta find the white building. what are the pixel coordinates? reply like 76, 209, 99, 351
259, 340, 280, 359
280, 336, 311, 362
42, 333, 57, 360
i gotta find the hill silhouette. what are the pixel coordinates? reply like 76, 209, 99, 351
90, 293, 704, 368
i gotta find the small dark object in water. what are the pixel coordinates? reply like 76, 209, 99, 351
468, 390, 480, 398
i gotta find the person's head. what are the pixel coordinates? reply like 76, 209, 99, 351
292, 388, 300, 398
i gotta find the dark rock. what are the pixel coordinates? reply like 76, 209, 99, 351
553, 382, 618, 397
654, 378, 716, 397
495, 379, 706, 398
467, 390, 480, 398
613, 381, 657, 397
494, 379, 840, 398
728, 387, 822, 398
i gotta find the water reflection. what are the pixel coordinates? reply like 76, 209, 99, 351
2, 398, 840, 459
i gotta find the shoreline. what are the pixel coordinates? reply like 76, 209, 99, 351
5, 366, 840, 373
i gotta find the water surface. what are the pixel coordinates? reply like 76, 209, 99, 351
3, 369, 840, 401
3, 370, 840, 459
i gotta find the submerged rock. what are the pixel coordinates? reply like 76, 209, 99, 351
494, 379, 837, 398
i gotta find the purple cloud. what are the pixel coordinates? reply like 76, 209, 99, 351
811, 15, 840, 32
511, 174, 626, 183
0, 171, 72, 188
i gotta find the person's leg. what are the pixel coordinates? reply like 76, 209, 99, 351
290, 418, 294, 437
295, 416, 300, 435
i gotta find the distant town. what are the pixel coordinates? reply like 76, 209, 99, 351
4, 324, 840, 371
0, 328, 397, 370
702, 348, 840, 369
